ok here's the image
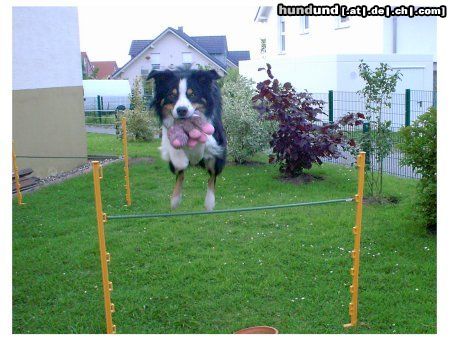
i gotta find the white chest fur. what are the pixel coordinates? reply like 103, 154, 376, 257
160, 126, 223, 171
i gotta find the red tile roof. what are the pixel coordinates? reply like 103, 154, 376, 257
91, 61, 119, 79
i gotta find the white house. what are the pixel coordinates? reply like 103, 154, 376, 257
240, 6, 437, 93
111, 26, 250, 89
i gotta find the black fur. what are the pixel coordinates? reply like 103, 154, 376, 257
147, 68, 227, 175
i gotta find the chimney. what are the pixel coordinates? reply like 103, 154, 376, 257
178, 26, 183, 32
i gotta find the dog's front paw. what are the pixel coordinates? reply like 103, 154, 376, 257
171, 195, 182, 210
204, 191, 215, 211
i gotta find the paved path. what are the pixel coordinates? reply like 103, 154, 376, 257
85, 125, 116, 135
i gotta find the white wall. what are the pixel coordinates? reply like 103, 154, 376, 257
240, 55, 338, 92
13, 7, 83, 90
258, 9, 436, 62
115, 30, 225, 86
396, 16, 437, 60
240, 54, 434, 93
336, 54, 434, 93
260, 13, 385, 58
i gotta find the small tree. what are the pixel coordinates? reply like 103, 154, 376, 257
358, 61, 402, 196
252, 64, 363, 177
222, 70, 275, 163
399, 107, 437, 233
116, 77, 159, 141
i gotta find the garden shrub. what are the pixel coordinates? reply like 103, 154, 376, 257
116, 77, 159, 141
222, 69, 275, 163
252, 64, 364, 177
399, 107, 437, 233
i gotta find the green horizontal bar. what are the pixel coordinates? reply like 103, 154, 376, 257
107, 198, 354, 220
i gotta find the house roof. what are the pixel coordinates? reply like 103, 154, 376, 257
167, 27, 228, 69
129, 36, 228, 57
81, 52, 95, 74
227, 50, 251, 66
191, 36, 228, 54
91, 61, 119, 79
129, 40, 153, 58
113, 27, 229, 78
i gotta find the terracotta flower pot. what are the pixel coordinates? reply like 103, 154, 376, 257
234, 326, 279, 334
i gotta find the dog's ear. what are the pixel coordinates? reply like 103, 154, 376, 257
195, 69, 221, 84
206, 69, 221, 80
147, 69, 175, 82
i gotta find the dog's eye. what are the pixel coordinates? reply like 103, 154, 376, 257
187, 90, 195, 98
167, 89, 178, 100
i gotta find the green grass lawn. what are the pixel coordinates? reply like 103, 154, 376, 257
12, 133, 436, 334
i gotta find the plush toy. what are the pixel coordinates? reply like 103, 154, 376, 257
168, 113, 215, 149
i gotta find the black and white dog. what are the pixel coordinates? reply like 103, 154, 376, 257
148, 69, 227, 211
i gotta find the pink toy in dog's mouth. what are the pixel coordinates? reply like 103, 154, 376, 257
168, 112, 215, 149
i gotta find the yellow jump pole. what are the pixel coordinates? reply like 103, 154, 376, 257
344, 151, 366, 328
121, 117, 132, 206
92, 161, 116, 334
12, 141, 24, 205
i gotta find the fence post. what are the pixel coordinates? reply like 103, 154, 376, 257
12, 141, 25, 205
328, 90, 334, 123
121, 117, 132, 206
405, 89, 411, 127
92, 161, 116, 334
97, 95, 102, 124
344, 151, 366, 328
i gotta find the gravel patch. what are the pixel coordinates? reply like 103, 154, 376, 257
24, 157, 122, 193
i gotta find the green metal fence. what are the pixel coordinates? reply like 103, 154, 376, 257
315, 89, 436, 179
83, 90, 436, 179
84, 95, 130, 126
84, 95, 154, 126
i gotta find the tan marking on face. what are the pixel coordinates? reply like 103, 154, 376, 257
192, 103, 206, 114
187, 88, 193, 96
162, 103, 174, 118
172, 88, 178, 95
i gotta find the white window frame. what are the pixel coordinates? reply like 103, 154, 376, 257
300, 16, 310, 34
335, 16, 350, 29
150, 53, 161, 70
278, 16, 286, 54
182, 52, 193, 67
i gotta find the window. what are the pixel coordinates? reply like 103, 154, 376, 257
278, 16, 286, 53
182, 52, 193, 67
300, 16, 309, 34
335, 16, 350, 29
150, 53, 160, 70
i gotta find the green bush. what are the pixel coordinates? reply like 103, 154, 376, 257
116, 77, 159, 141
221, 70, 275, 163
116, 109, 159, 141
399, 107, 437, 233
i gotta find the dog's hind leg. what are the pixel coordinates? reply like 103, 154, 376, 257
205, 174, 216, 211
204, 158, 218, 211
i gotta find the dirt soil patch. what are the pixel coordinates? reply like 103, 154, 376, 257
279, 173, 324, 185
26, 157, 121, 193
363, 195, 400, 205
